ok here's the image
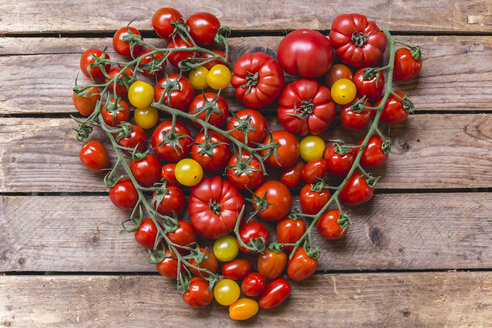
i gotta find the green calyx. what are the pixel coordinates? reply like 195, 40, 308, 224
351, 32, 367, 47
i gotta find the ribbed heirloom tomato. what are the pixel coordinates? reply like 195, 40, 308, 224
261, 131, 299, 169
154, 73, 194, 111
253, 181, 292, 221
227, 109, 267, 146
152, 120, 192, 162
79, 140, 109, 172
237, 221, 269, 254
182, 277, 213, 308
73, 87, 100, 116
257, 249, 287, 280
191, 131, 230, 171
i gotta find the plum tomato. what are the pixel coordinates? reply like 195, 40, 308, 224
258, 278, 291, 309
241, 273, 266, 297
339, 171, 374, 205
302, 159, 329, 184
130, 154, 161, 187
280, 161, 304, 188
109, 178, 138, 211
316, 209, 350, 240
182, 277, 213, 308
253, 181, 292, 221
257, 249, 287, 280
222, 259, 252, 280
261, 131, 299, 169
79, 140, 109, 172
175, 159, 204, 187
229, 298, 259, 321
276, 218, 306, 252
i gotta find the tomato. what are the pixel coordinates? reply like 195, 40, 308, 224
201, 50, 231, 70
316, 209, 349, 240
324, 144, 355, 176
130, 154, 161, 187
257, 249, 287, 280
80, 48, 110, 79
152, 7, 183, 40
329, 13, 387, 68
278, 79, 336, 136
138, 48, 165, 78
340, 97, 372, 130
73, 87, 100, 116
331, 78, 357, 105
151, 120, 192, 162
227, 109, 267, 146
182, 277, 213, 308
280, 161, 304, 188
287, 247, 318, 281
117, 124, 148, 153
189, 66, 209, 90
175, 159, 203, 187
299, 135, 326, 162
188, 248, 219, 277
188, 92, 229, 127
226, 151, 265, 190
213, 235, 239, 262
222, 259, 252, 280
339, 171, 374, 205
258, 278, 291, 309
231, 52, 284, 109
241, 273, 266, 297
153, 185, 185, 217
237, 221, 269, 254
277, 29, 333, 78
156, 249, 180, 279
207, 64, 231, 90
154, 73, 194, 111
167, 220, 196, 250
300, 184, 331, 215
302, 159, 329, 184
113, 26, 143, 57
276, 218, 306, 251
325, 64, 353, 88
357, 134, 389, 167
393, 47, 422, 81
375, 91, 413, 124
191, 131, 230, 171
229, 298, 259, 321
109, 178, 138, 210
135, 218, 159, 249
189, 177, 244, 239
105, 67, 134, 96
79, 140, 109, 172
261, 131, 299, 168
134, 106, 158, 130
353, 68, 385, 101
128, 81, 154, 109
253, 181, 292, 221
167, 38, 198, 67
186, 12, 220, 46
214, 279, 240, 306
101, 98, 130, 127
161, 163, 179, 186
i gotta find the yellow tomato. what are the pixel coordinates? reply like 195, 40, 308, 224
206, 64, 231, 90
189, 66, 209, 90
229, 298, 259, 320
213, 235, 239, 262
300, 135, 326, 161
214, 279, 240, 306
134, 106, 158, 129
175, 158, 203, 186
331, 78, 357, 105
128, 81, 155, 109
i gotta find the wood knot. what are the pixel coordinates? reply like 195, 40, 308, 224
403, 310, 411, 317
18, 257, 25, 265
400, 142, 410, 152
369, 227, 386, 248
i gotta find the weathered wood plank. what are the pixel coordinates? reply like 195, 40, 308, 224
0, 0, 491, 33
0, 114, 491, 192
0, 272, 490, 327
0, 36, 491, 114
1, 193, 490, 272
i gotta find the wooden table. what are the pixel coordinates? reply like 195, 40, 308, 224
1, 1, 491, 327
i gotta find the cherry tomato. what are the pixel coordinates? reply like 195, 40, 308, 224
186, 12, 220, 46
156, 249, 180, 279
241, 273, 266, 297
189, 66, 209, 90
109, 178, 138, 210
134, 106, 158, 130
226, 151, 265, 190
299, 135, 325, 162
331, 78, 357, 105
393, 47, 422, 81
73, 87, 100, 116
191, 131, 230, 171
101, 98, 130, 127
375, 91, 412, 124
353, 68, 385, 101
281, 161, 304, 188
106, 67, 134, 96
130, 154, 161, 187
324, 145, 355, 176
213, 235, 239, 262
316, 209, 349, 240
302, 159, 329, 183
261, 131, 299, 168
357, 134, 389, 167
80, 48, 110, 79
229, 298, 259, 321
161, 163, 179, 186
214, 279, 240, 306
287, 247, 318, 281
79, 140, 109, 172
207, 64, 231, 90
182, 277, 213, 308
253, 181, 292, 221
222, 259, 252, 280
117, 124, 148, 153
175, 158, 203, 187
257, 249, 287, 280
138, 48, 165, 78
153, 185, 185, 217
151, 120, 192, 162
188, 92, 229, 127
325, 64, 353, 88
276, 218, 306, 252
154, 73, 194, 111
227, 109, 267, 146
258, 278, 291, 309
340, 97, 372, 130
152, 7, 183, 40
135, 218, 159, 249
128, 81, 154, 109
167, 38, 198, 67
237, 221, 269, 254
201, 50, 231, 70
339, 171, 374, 205
188, 248, 219, 277
300, 184, 331, 215
167, 220, 196, 250
113, 26, 142, 57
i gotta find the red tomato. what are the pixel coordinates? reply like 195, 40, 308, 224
300, 184, 331, 215
277, 29, 333, 78
73, 87, 100, 116
393, 47, 422, 81
188, 92, 229, 127
257, 249, 287, 280
182, 277, 214, 308
241, 273, 266, 297
186, 12, 220, 46
109, 178, 138, 210
357, 134, 389, 167
222, 259, 252, 280
189, 177, 244, 239
340, 97, 372, 130
166, 220, 196, 250
287, 247, 318, 281
156, 249, 180, 279
80, 48, 110, 79
231, 52, 284, 109
161, 163, 180, 186
113, 26, 143, 57
258, 278, 291, 309
191, 131, 230, 171
151, 120, 192, 162
353, 68, 385, 101
339, 171, 374, 205
188, 248, 219, 277
152, 7, 183, 40
261, 130, 299, 169
325, 64, 353, 88
237, 221, 269, 254
101, 98, 130, 127
276, 218, 306, 252
329, 14, 387, 67
375, 91, 412, 124
139, 48, 166, 78
278, 79, 336, 136
226, 151, 265, 190
79, 140, 109, 172
167, 38, 198, 67
227, 109, 267, 146
105, 67, 134, 96
253, 181, 292, 221
281, 161, 304, 188
153, 185, 185, 217
316, 209, 349, 240
135, 218, 159, 249
130, 154, 161, 187
154, 73, 194, 111
201, 50, 231, 70
302, 159, 329, 184
117, 125, 148, 153
324, 145, 355, 176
